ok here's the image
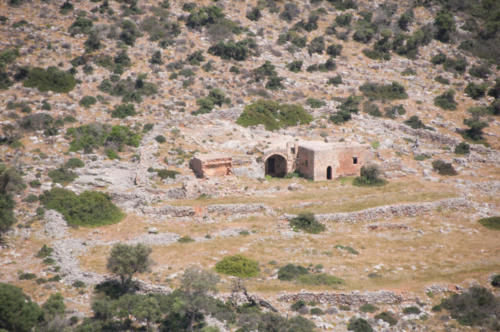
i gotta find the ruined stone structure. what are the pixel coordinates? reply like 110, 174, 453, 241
190, 154, 232, 178
264, 141, 370, 181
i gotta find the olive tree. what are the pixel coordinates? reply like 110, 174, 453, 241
106, 243, 152, 290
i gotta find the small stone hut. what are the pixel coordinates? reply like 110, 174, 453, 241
189, 154, 232, 178
264, 141, 370, 181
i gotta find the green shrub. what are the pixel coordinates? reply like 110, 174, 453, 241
48, 167, 77, 184
306, 58, 336, 72
384, 104, 406, 119
178, 236, 194, 243
308, 36, 325, 55
112, 103, 137, 119
443, 57, 467, 74
327, 75, 342, 86
403, 306, 421, 315
72, 280, 86, 288
362, 102, 381, 117
29, 180, 41, 188
469, 64, 491, 78
414, 153, 430, 161
353, 165, 386, 186
186, 5, 224, 29
435, 75, 450, 85
208, 39, 255, 61
215, 255, 259, 278
36, 244, 53, 258
492, 274, 500, 287
291, 300, 307, 312
39, 188, 125, 227
359, 304, 378, 313
246, 7, 261, 21
405, 115, 432, 130
326, 44, 342, 57
65, 158, 84, 169
237, 99, 312, 131
18, 272, 37, 280
290, 212, 325, 234
67, 124, 141, 153
155, 169, 180, 180
310, 307, 324, 315
69, 16, 93, 35
297, 273, 344, 286
440, 286, 500, 329
278, 264, 309, 281
334, 245, 359, 255
359, 82, 407, 100
478, 216, 500, 230
375, 311, 397, 326
330, 95, 360, 124
287, 60, 302, 73
454, 142, 470, 155
193, 88, 230, 115
462, 118, 488, 141
23, 67, 76, 93
347, 317, 373, 332
306, 98, 325, 109
0, 282, 42, 332
432, 160, 457, 176
465, 82, 487, 100
434, 10, 455, 43
154, 135, 166, 143
434, 90, 457, 110
335, 13, 352, 26
99, 75, 157, 103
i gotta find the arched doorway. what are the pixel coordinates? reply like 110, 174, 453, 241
265, 154, 287, 177
326, 166, 332, 180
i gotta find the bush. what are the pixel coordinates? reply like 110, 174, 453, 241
435, 75, 450, 85
404, 115, 429, 130
326, 44, 342, 57
431, 53, 447, 65
154, 169, 179, 180
193, 88, 230, 115
154, 135, 166, 143
287, 60, 302, 73
443, 57, 467, 74
492, 274, 500, 287
0, 282, 42, 332
111, 103, 136, 119
478, 216, 500, 230
359, 82, 407, 100
330, 95, 360, 124
403, 306, 421, 315
306, 98, 325, 109
465, 82, 487, 100
277, 264, 309, 281
335, 13, 352, 26
215, 255, 259, 278
308, 36, 325, 55
384, 105, 406, 119
327, 75, 342, 86
362, 102, 381, 117
462, 118, 488, 141
291, 300, 307, 312
347, 317, 373, 332
246, 7, 261, 21
290, 212, 325, 234
23, 66, 76, 93
19, 113, 54, 131
454, 142, 470, 155
178, 236, 194, 243
434, 10, 455, 43
208, 39, 254, 61
440, 286, 500, 329
65, 158, 84, 169
359, 304, 378, 313
237, 99, 312, 131
310, 307, 324, 315
432, 160, 457, 176
353, 165, 385, 186
48, 167, 77, 184
186, 5, 224, 29
36, 244, 53, 258
67, 123, 141, 153
375, 311, 397, 326
434, 90, 457, 110
469, 64, 491, 78
39, 188, 125, 227
297, 273, 344, 286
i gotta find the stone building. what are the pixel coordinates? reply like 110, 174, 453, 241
189, 154, 233, 178
264, 141, 370, 181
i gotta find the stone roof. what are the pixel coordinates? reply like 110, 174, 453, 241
298, 141, 367, 151
193, 153, 232, 162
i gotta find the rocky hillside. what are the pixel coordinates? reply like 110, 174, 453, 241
1, 0, 500, 331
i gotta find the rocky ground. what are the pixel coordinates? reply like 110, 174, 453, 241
1, 0, 500, 330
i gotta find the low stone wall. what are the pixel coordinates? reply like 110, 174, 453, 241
278, 290, 404, 305
283, 197, 471, 223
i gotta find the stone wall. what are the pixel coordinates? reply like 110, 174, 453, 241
278, 290, 404, 305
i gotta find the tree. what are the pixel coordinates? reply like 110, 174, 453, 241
434, 10, 455, 42
106, 243, 152, 290
0, 282, 42, 332
462, 118, 488, 141
178, 267, 220, 332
